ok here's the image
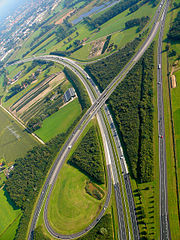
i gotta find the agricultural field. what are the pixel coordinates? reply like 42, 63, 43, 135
8, 0, 157, 62
67, 1, 157, 60
0, 189, 22, 240
2, 62, 62, 108
11, 72, 66, 119
35, 98, 82, 142
3, 62, 64, 109
0, 107, 37, 164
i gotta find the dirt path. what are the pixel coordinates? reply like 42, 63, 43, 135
170, 65, 180, 88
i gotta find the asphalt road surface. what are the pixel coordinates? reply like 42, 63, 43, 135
19, 57, 128, 240
11, 1, 169, 238
157, 0, 171, 239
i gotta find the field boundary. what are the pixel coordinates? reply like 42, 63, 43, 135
0, 105, 44, 145
166, 54, 180, 224
0, 211, 21, 238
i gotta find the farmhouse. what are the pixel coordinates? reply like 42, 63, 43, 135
64, 88, 76, 102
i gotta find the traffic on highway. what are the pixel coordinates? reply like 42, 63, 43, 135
10, 1, 171, 239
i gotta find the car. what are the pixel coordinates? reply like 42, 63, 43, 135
161, 135, 163, 139
158, 64, 161, 69
68, 145, 72, 149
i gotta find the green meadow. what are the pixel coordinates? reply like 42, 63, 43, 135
0, 189, 22, 240
0, 107, 37, 164
35, 98, 81, 142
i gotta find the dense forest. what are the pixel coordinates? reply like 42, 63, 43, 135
85, 37, 141, 90
68, 125, 105, 184
167, 11, 180, 41
86, 43, 155, 182
78, 214, 113, 240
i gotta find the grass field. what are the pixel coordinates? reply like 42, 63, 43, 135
9, 29, 42, 62
67, 2, 157, 60
0, 107, 37, 164
171, 69, 180, 216
35, 98, 81, 142
71, 43, 93, 60
47, 164, 105, 234
0, 189, 21, 240
161, 4, 180, 238
88, 3, 157, 43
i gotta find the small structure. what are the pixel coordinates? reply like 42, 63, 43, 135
171, 75, 176, 88
64, 88, 76, 102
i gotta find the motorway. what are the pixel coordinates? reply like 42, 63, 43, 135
12, 1, 169, 239
157, 0, 171, 239
18, 56, 129, 240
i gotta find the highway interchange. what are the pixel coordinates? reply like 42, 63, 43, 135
11, 0, 171, 239
18, 55, 131, 240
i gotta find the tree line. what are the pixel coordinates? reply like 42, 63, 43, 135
78, 214, 113, 240
5, 111, 85, 240
26, 85, 64, 132
167, 11, 180, 41
68, 125, 105, 184
84, 0, 141, 29
5, 61, 54, 102
125, 16, 150, 32
64, 67, 91, 111
86, 43, 155, 182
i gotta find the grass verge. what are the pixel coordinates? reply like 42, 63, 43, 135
161, 4, 180, 238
